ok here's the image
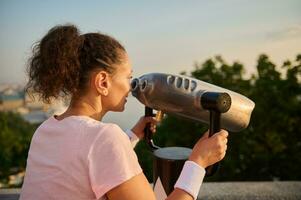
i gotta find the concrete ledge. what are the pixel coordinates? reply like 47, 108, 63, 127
0, 189, 20, 200
198, 181, 301, 200
1, 182, 301, 200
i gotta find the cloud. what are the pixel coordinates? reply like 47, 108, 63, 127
266, 24, 301, 41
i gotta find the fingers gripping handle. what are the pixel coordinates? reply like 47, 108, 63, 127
200, 92, 231, 177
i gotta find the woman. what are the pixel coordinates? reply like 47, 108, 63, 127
20, 24, 228, 200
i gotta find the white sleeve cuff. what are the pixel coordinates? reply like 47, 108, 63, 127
125, 129, 140, 148
174, 160, 205, 200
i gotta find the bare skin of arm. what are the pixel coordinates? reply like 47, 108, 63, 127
106, 130, 228, 200
107, 173, 194, 200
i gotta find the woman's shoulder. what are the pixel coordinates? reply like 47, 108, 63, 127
85, 120, 132, 157
35, 115, 129, 145
66, 116, 129, 142
93, 122, 129, 144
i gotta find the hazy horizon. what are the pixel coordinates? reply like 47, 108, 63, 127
1, 0, 300, 128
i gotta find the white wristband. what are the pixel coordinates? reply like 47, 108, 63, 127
174, 161, 205, 200
125, 129, 140, 148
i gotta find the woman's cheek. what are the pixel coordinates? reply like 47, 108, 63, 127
123, 79, 131, 92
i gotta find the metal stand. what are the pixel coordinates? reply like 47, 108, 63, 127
153, 147, 192, 197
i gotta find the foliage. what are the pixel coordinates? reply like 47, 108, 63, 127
0, 112, 36, 186
1, 53, 300, 186
135, 53, 301, 182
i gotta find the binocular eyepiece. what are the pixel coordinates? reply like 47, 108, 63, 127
131, 78, 149, 95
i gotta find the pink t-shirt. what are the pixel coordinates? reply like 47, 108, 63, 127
20, 115, 142, 200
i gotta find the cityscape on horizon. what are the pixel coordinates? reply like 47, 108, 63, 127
1, 0, 300, 129
0, 1, 301, 194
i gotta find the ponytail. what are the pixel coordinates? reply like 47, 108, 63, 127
26, 24, 126, 103
26, 24, 83, 103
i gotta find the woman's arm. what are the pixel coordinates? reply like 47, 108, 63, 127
106, 173, 156, 200
106, 173, 194, 200
125, 116, 157, 148
125, 129, 140, 148
131, 116, 157, 140
107, 130, 228, 200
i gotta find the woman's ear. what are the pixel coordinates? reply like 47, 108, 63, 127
95, 71, 110, 96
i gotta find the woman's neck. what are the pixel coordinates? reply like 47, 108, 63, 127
56, 96, 107, 121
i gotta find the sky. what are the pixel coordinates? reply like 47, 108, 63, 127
0, 0, 300, 128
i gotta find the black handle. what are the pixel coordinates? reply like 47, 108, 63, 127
205, 111, 221, 176
144, 107, 153, 143
200, 92, 231, 177
144, 106, 160, 151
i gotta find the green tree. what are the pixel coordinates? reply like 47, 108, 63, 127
135, 54, 301, 182
0, 112, 36, 186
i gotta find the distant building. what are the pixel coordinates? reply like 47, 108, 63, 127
0, 88, 25, 111
22, 110, 49, 124
24, 92, 48, 111
0, 84, 68, 124
23, 91, 68, 124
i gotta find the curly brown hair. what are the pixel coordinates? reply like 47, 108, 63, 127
25, 24, 126, 103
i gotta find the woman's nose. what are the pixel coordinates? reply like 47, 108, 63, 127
126, 83, 132, 96
127, 87, 132, 96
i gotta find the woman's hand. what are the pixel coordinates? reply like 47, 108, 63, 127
189, 129, 229, 168
131, 116, 158, 139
